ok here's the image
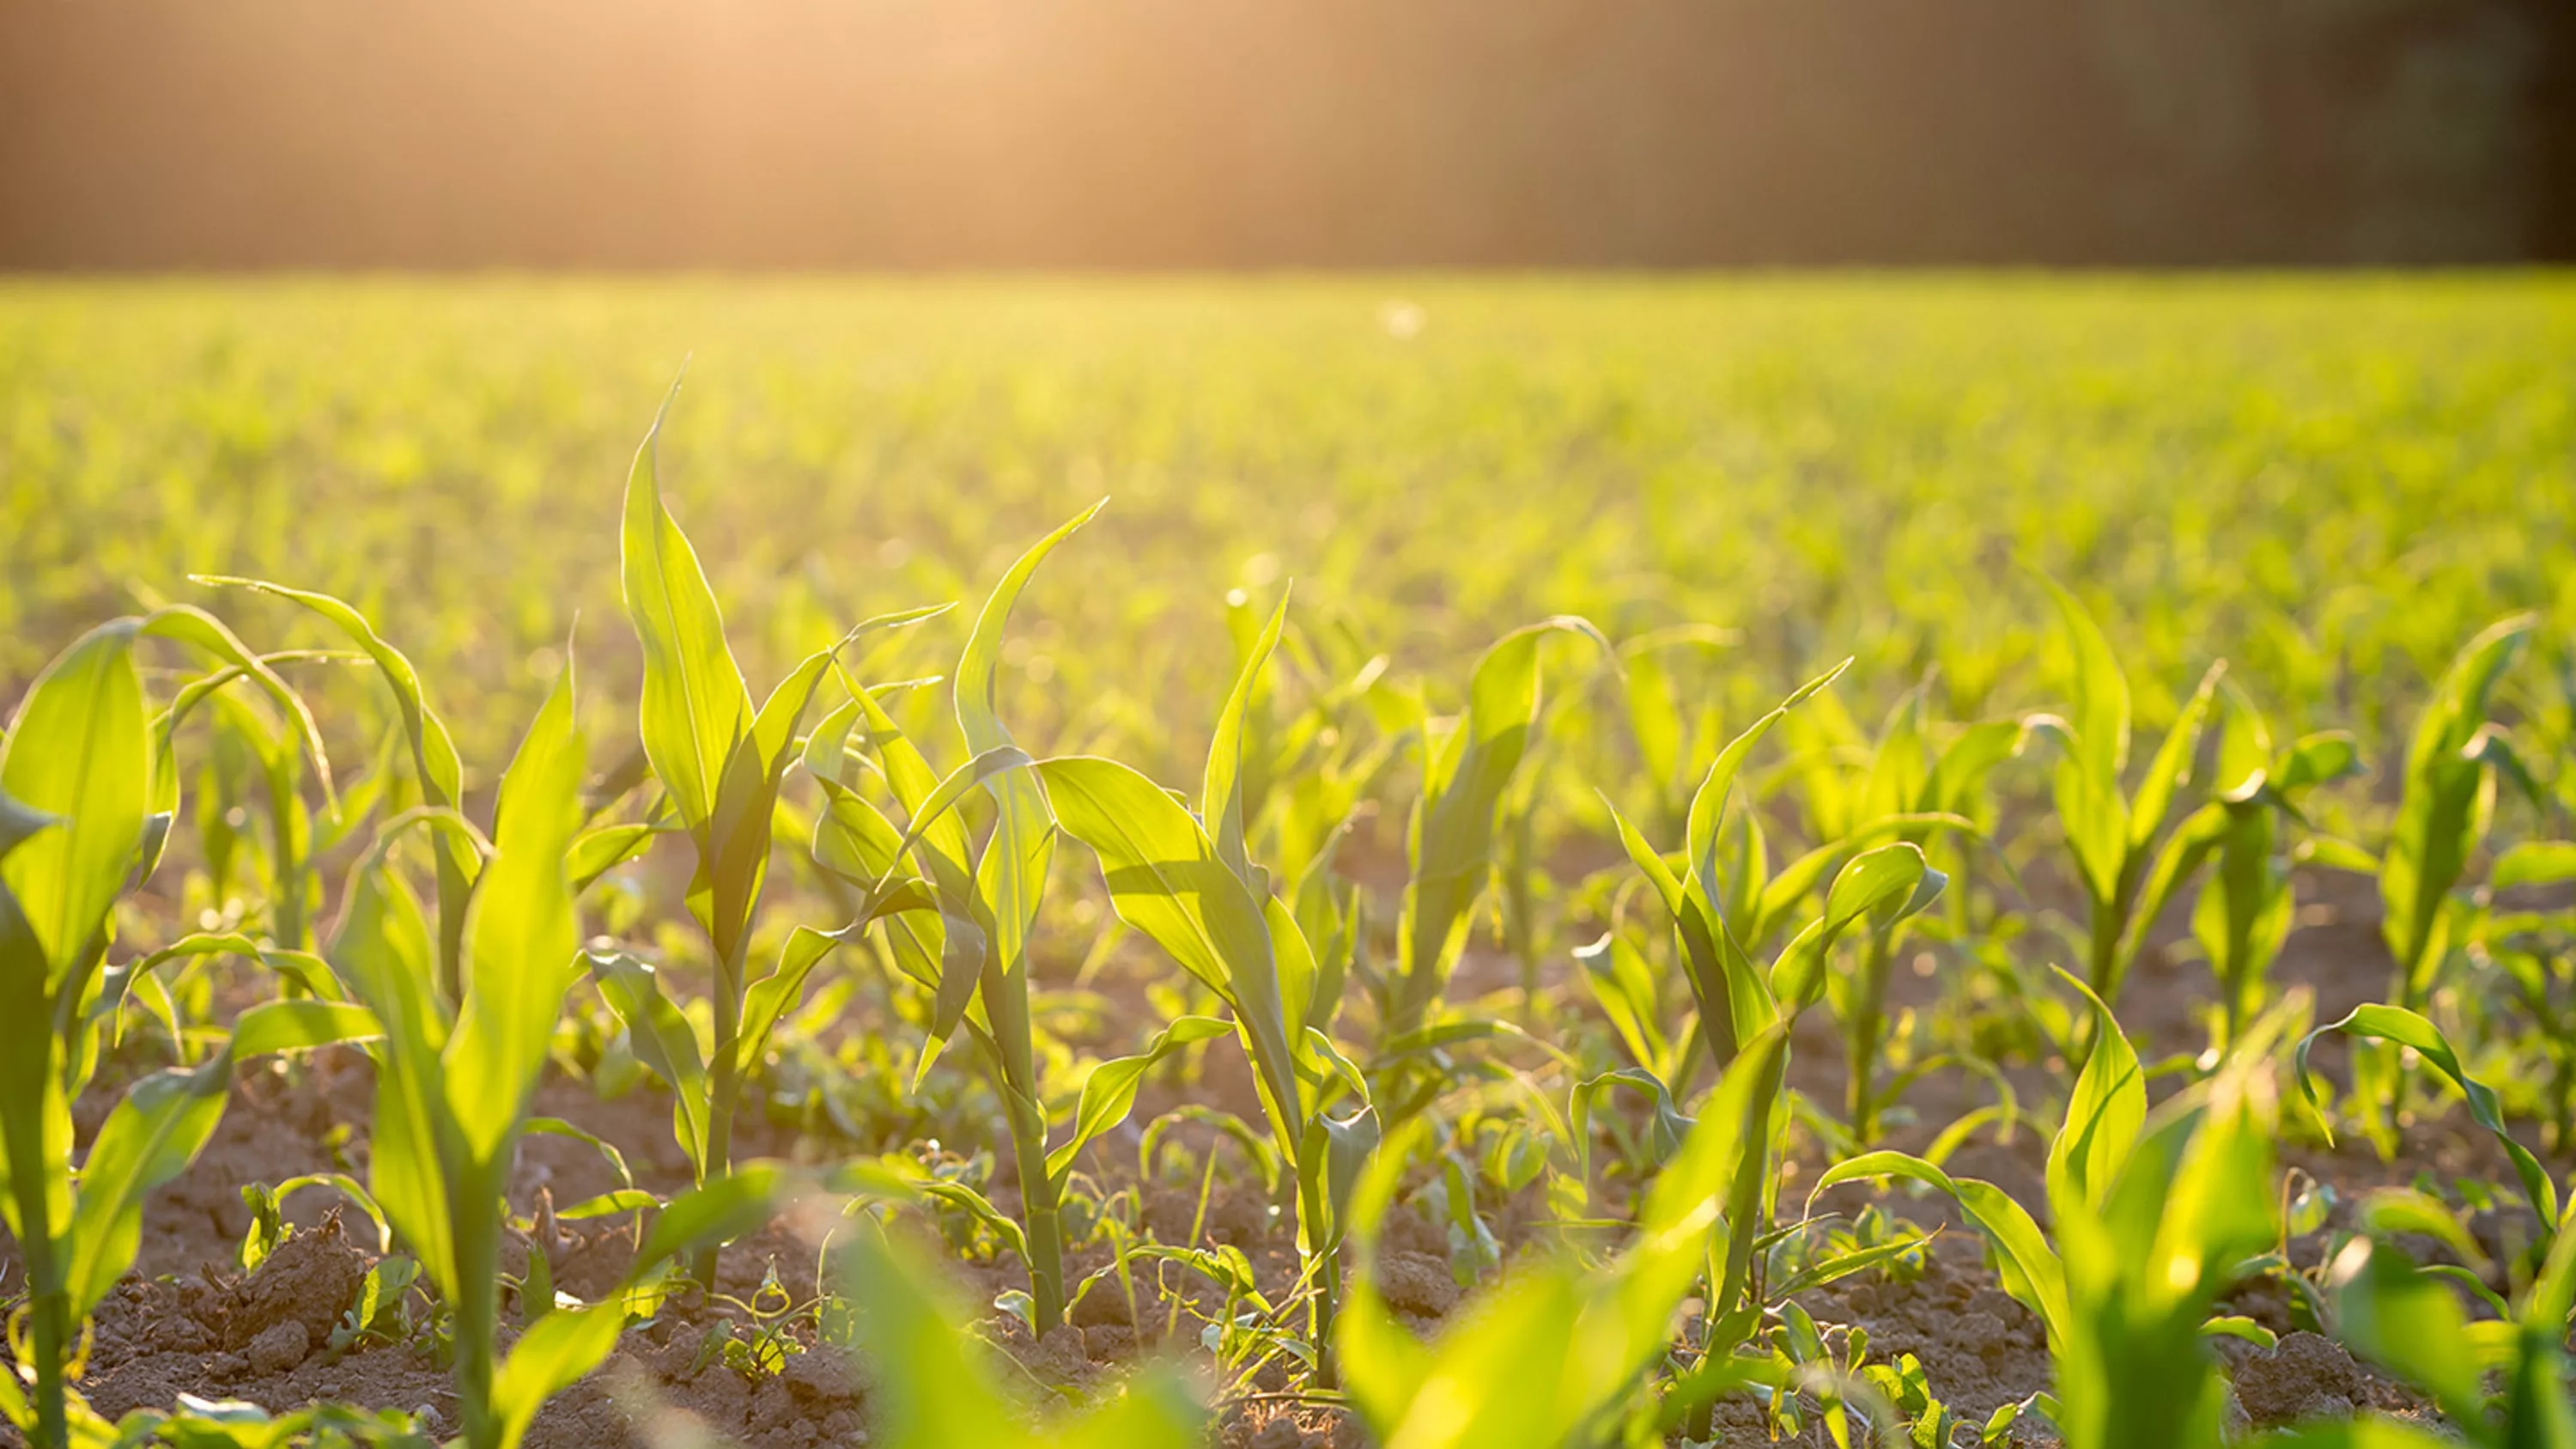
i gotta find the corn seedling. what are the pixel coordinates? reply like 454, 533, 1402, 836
1039, 591, 1382, 1381
1, 612, 382, 1449
2025, 574, 2227, 1012
1817, 977, 2293, 1449
1380, 618, 1607, 1055
326, 650, 788, 1449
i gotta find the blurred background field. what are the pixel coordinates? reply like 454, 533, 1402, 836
5, 274, 2573, 782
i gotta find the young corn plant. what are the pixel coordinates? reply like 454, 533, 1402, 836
2026, 574, 2227, 1012
1, 612, 380, 1449
2288, 614, 2537, 1148
2377, 612, 2537, 1013
2148, 687, 2363, 1052
328, 651, 779, 1449
2281, 1222, 2576, 1449
1786, 674, 2020, 1142
197, 576, 481, 1002
804, 502, 1096, 1335
2276, 1021, 2573, 1449
606, 395, 946, 1288
1038, 592, 1383, 1383
1597, 659, 1934, 1080
2471, 842, 2576, 1150
1377, 618, 1606, 1072
1818, 977, 2293, 1449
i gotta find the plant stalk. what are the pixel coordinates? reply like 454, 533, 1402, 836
690, 931, 749, 1292
452, 1154, 508, 1449
1845, 926, 1896, 1143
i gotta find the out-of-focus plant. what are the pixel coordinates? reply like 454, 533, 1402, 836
2377, 613, 2537, 1012
840, 1217, 1206, 1449
2272, 993, 2573, 1448
1335, 1025, 1792, 1449
1378, 618, 1607, 1051
2138, 686, 2366, 1051
2023, 575, 2227, 1012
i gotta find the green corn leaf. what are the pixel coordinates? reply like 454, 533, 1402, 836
191, 579, 461, 810
885, 746, 1036, 888
1401, 618, 1607, 1023
227, 999, 385, 1058
1635, 1023, 1789, 1322
1303, 1104, 1382, 1254
1206, 588, 1291, 884
1601, 793, 1747, 1054
631, 1162, 791, 1275
1926, 717, 2030, 817
699, 646, 838, 961
1683, 657, 1852, 928
619, 387, 753, 836
1856, 684, 1930, 825
2128, 661, 2226, 850
1573, 931, 1669, 1077
489, 1300, 629, 1449
839, 1223, 1021, 1449
523, 1117, 636, 1196
328, 852, 457, 1295
2494, 841, 2576, 892
2255, 1421, 2461, 1449
2528, 1196, 2576, 1332
444, 661, 585, 1165
0, 618, 149, 980
719, 925, 847, 1086
191, 580, 475, 997
1047, 1015, 1233, 1185
915, 1178, 1031, 1263
60, 1060, 228, 1319
2276, 731, 2363, 794
2331, 1238, 2488, 1430
1768, 843, 1939, 1012
142, 605, 337, 809
2045, 968, 2145, 1217
2380, 614, 2533, 990
2357, 1189, 2492, 1273
960, 502, 1101, 983
2038, 572, 2131, 784
1265, 892, 1322, 1074
1037, 755, 1303, 1144
843, 686, 978, 901
2298, 1003, 2556, 1227
567, 821, 665, 895
586, 950, 712, 1172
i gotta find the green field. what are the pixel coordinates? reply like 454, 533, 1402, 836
9, 277, 2573, 764
3, 277, 2574, 1449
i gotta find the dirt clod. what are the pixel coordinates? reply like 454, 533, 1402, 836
225, 1213, 366, 1353
1376, 1251, 1460, 1318
247, 1318, 312, 1375
2233, 1331, 2368, 1427
780, 1348, 860, 1406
